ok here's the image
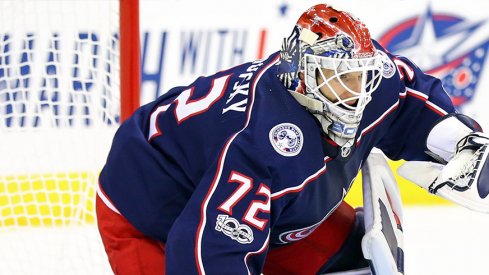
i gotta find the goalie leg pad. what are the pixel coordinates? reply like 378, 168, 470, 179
362, 151, 405, 275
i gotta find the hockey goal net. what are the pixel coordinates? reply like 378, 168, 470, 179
0, 0, 140, 274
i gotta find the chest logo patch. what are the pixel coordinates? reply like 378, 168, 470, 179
269, 123, 303, 157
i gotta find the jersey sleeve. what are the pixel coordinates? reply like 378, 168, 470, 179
98, 92, 192, 240
375, 49, 456, 161
164, 137, 275, 274
100, 53, 285, 274
100, 88, 274, 274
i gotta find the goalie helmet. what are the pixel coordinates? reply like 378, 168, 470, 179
278, 4, 383, 152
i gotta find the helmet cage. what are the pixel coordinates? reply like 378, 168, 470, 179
303, 53, 383, 138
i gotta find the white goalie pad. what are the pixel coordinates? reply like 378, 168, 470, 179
361, 150, 404, 275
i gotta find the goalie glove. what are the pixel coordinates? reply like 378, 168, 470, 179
398, 132, 489, 213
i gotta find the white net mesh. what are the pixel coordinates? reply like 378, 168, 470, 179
0, 0, 122, 274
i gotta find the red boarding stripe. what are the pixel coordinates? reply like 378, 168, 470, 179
271, 165, 327, 200
406, 89, 428, 101
425, 101, 447, 117
97, 181, 121, 215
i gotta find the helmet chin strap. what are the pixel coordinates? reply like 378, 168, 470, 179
313, 113, 356, 157
288, 89, 323, 112
289, 91, 356, 157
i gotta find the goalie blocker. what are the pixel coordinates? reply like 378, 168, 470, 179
398, 114, 489, 213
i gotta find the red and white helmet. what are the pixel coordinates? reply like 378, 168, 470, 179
278, 4, 383, 151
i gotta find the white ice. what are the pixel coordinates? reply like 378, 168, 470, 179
0, 206, 488, 274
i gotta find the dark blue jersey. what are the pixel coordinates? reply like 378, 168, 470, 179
99, 42, 455, 274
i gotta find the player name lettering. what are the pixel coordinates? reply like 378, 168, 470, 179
222, 60, 264, 114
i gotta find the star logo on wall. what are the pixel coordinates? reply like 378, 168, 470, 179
389, 6, 485, 70
279, 2, 288, 17
379, 6, 489, 108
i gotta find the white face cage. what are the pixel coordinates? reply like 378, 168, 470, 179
303, 53, 383, 142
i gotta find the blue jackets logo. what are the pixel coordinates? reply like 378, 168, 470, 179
279, 223, 320, 243
215, 215, 254, 244
269, 123, 304, 157
378, 6, 489, 109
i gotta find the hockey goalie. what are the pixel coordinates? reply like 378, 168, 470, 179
96, 3, 489, 275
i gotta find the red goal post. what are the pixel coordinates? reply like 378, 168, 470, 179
121, 0, 141, 121
0, 0, 140, 274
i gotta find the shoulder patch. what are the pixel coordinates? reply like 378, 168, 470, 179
269, 123, 304, 157
378, 50, 396, 79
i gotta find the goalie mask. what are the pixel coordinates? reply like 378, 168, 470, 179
278, 4, 383, 151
